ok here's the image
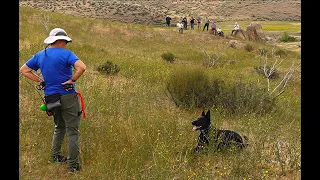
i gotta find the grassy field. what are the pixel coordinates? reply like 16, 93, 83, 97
19, 6, 301, 180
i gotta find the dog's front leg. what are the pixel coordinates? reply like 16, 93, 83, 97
195, 137, 204, 152
195, 132, 209, 152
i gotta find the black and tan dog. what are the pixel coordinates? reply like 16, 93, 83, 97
192, 110, 248, 152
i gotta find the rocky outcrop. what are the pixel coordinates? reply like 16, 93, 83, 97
245, 22, 266, 42
232, 29, 247, 40
231, 22, 266, 42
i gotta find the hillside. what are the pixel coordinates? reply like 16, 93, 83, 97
19, 5, 301, 180
19, 0, 301, 25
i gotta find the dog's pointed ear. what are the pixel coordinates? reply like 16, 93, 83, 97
206, 110, 211, 120
201, 110, 205, 116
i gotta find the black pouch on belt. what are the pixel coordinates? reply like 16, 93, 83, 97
44, 93, 61, 110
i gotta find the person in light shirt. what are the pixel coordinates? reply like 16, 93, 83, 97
217, 27, 224, 37
231, 22, 240, 35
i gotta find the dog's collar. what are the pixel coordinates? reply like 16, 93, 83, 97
200, 125, 211, 134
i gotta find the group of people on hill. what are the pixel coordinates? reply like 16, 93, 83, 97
166, 15, 241, 37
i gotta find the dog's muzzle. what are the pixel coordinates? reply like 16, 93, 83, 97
192, 126, 201, 131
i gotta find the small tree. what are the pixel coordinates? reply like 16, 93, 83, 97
259, 46, 300, 98
40, 14, 50, 32
201, 48, 220, 68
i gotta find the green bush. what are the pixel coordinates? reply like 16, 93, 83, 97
279, 32, 296, 42
166, 67, 211, 109
167, 68, 275, 114
161, 52, 176, 63
97, 61, 120, 75
219, 79, 275, 115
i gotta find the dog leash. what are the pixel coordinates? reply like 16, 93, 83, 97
76, 91, 86, 119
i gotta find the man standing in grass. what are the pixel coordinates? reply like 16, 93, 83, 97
203, 16, 210, 31
166, 15, 172, 26
182, 16, 188, 30
190, 16, 195, 30
20, 27, 86, 173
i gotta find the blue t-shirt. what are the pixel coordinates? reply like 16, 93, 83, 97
26, 47, 79, 95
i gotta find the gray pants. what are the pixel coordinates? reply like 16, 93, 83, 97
51, 93, 81, 168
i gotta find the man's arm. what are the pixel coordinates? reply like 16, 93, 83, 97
20, 64, 43, 82
62, 59, 86, 85
71, 60, 86, 81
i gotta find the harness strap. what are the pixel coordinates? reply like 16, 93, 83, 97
76, 91, 86, 118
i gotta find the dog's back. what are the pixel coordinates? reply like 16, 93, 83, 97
192, 110, 248, 152
215, 129, 248, 150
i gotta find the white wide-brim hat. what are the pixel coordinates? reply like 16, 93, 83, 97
44, 28, 72, 44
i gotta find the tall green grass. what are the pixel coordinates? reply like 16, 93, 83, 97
19, 6, 301, 179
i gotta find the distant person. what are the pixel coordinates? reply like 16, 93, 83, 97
203, 16, 210, 31
217, 27, 224, 37
190, 16, 195, 30
196, 17, 201, 31
20, 27, 86, 173
231, 22, 240, 35
182, 16, 188, 30
211, 22, 217, 35
165, 15, 172, 26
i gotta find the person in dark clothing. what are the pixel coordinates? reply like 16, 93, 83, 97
190, 16, 195, 30
166, 15, 172, 26
182, 16, 188, 30
203, 16, 210, 31
197, 17, 201, 31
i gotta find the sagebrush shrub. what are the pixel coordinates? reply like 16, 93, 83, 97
167, 67, 275, 114
97, 61, 120, 75
161, 52, 176, 63
166, 67, 210, 109
219, 80, 275, 115
279, 32, 296, 42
